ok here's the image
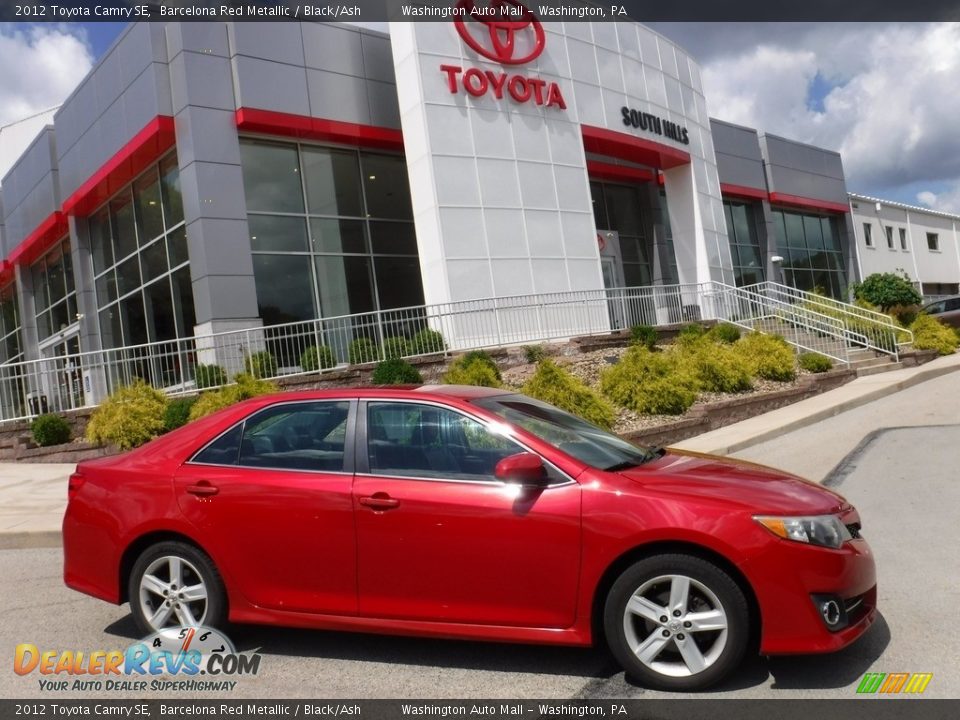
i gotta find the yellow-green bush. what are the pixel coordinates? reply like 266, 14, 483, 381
733, 332, 796, 381
910, 314, 959, 355
677, 342, 753, 393
443, 353, 502, 388
523, 359, 616, 429
86, 379, 168, 450
600, 347, 699, 415
189, 373, 278, 421
798, 352, 833, 373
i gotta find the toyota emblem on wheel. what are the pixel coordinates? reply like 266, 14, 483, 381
454, 0, 546, 65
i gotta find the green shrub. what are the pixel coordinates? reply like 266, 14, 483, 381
348, 338, 379, 365
677, 343, 753, 393
163, 396, 198, 432
86, 379, 168, 450
461, 350, 502, 381
600, 347, 698, 415
30, 414, 71, 447
733, 332, 797, 381
371, 358, 423, 385
410, 328, 446, 355
853, 272, 922, 311
194, 364, 227, 389
629, 324, 658, 350
188, 373, 278, 421
889, 304, 920, 327
523, 360, 616, 429
523, 344, 547, 363
708, 323, 741, 344
300, 345, 336, 372
443, 354, 502, 388
244, 350, 277, 379
910, 314, 959, 355
798, 352, 834, 373
382, 336, 411, 360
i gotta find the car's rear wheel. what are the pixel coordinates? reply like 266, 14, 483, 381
603, 554, 749, 691
128, 541, 227, 635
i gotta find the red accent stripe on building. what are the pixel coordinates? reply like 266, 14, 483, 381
720, 183, 768, 201
580, 125, 690, 170
586, 160, 657, 184
235, 109, 404, 151
62, 116, 176, 217
7, 211, 68, 267
768, 191, 850, 214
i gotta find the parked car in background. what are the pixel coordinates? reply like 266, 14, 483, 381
922, 296, 960, 328
63, 386, 877, 691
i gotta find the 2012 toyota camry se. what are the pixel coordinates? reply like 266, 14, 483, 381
63, 385, 876, 690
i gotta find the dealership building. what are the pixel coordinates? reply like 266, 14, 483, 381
0, 18, 865, 417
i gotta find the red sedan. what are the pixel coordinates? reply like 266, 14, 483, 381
63, 386, 876, 690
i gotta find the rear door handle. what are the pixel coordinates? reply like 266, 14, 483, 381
358, 494, 400, 511
186, 482, 219, 497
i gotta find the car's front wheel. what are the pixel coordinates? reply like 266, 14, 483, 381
603, 554, 749, 691
128, 541, 227, 635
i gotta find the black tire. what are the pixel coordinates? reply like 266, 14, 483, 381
603, 554, 749, 691
128, 541, 227, 636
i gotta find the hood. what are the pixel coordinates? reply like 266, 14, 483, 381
617, 449, 848, 515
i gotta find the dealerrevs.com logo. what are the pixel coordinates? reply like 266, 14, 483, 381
14, 626, 262, 693
442, 0, 566, 110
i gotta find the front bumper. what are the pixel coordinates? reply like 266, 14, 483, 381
741, 534, 877, 655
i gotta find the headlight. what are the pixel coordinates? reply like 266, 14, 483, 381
754, 514, 852, 549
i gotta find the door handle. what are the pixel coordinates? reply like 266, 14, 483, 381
186, 482, 219, 497
358, 494, 400, 511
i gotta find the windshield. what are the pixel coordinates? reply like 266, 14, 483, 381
473, 395, 661, 471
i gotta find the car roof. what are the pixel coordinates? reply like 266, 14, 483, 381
251, 385, 513, 404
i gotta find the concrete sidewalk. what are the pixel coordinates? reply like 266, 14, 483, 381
0, 352, 958, 550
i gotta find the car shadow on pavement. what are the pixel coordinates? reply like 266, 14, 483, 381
103, 615, 620, 680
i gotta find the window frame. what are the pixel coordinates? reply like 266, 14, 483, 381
899, 227, 908, 251
863, 223, 873, 247
356, 398, 573, 487
927, 233, 940, 252
885, 225, 894, 249
187, 399, 357, 475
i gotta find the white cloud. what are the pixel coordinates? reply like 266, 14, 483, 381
688, 23, 960, 213
0, 24, 94, 127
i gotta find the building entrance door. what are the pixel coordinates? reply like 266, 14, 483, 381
38, 330, 85, 413
597, 230, 628, 330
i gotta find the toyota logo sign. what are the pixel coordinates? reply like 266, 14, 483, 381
454, 0, 546, 65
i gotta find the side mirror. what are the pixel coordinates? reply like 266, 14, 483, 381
495, 452, 548, 487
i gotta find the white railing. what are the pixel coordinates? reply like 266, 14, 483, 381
0, 280, 901, 424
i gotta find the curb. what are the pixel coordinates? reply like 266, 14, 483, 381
677, 357, 960, 456
0, 530, 62, 550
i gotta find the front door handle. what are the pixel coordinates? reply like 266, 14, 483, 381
358, 493, 400, 511
186, 481, 219, 497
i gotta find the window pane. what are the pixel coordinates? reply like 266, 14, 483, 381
804, 215, 825, 250
822, 217, 839, 250
32, 261, 50, 311
736, 242, 762, 269
121, 293, 148, 346
590, 183, 609, 228
63, 242, 75, 295
731, 204, 754, 246
168, 226, 189, 268
302, 147, 362, 217
315, 255, 375, 317
144, 278, 177, 342
140, 238, 169, 284
160, 155, 184, 227
50, 301, 70, 334
772, 211, 787, 248
96, 270, 118, 307
240, 141, 304, 214
361, 154, 413, 219
604, 185, 644, 236
810, 249, 828, 270
193, 424, 243, 466
253, 254, 316, 325
239, 401, 350, 472
249, 214, 309, 253
134, 171, 165, 244
369, 221, 418, 255
374, 256, 425, 310
310, 218, 367, 254
783, 212, 805, 248
367, 402, 520, 480
36, 310, 52, 340
90, 208, 114, 274
117, 254, 142, 297
171, 267, 196, 337
111, 194, 138, 260
46, 247, 66, 304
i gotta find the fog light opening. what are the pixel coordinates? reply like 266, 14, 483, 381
820, 599, 842, 627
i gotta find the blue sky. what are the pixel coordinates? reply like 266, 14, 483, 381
4, 21, 960, 212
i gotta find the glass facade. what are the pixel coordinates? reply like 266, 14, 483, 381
590, 181, 652, 286
772, 209, 847, 299
240, 139, 424, 331
31, 238, 77, 341
723, 201, 765, 287
0, 282, 24, 417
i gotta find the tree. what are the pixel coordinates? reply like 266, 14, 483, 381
852, 272, 922, 311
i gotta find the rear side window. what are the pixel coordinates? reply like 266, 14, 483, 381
192, 425, 243, 466
238, 401, 350, 472
945, 298, 960, 311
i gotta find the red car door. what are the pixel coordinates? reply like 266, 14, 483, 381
353, 400, 582, 628
174, 399, 357, 615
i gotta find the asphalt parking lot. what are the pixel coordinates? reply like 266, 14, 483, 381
3, 372, 958, 700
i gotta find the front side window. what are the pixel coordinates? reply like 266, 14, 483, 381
366, 402, 522, 481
